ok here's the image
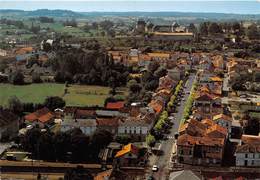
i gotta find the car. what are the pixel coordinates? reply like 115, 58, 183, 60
152, 165, 159, 172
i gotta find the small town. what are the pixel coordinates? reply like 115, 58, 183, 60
1, 1, 260, 180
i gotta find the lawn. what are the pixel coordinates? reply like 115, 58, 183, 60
0, 83, 123, 107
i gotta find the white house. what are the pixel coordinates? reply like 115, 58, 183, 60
61, 118, 97, 135
118, 108, 155, 140
61, 109, 97, 135
235, 135, 260, 167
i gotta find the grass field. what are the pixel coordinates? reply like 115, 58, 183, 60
0, 83, 124, 107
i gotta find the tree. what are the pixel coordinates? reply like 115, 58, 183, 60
148, 61, 160, 73
247, 23, 259, 40
8, 96, 23, 114
43, 96, 66, 111
199, 22, 208, 35
99, 20, 114, 31
188, 23, 197, 33
115, 135, 131, 145
32, 72, 42, 83
154, 67, 167, 78
9, 71, 24, 85
128, 80, 142, 93
208, 22, 222, 34
146, 134, 156, 147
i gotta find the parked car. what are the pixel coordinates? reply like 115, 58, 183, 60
152, 165, 159, 172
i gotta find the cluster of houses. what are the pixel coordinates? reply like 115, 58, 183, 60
176, 54, 260, 168
20, 69, 179, 142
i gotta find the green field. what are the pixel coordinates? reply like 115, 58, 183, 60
0, 83, 124, 107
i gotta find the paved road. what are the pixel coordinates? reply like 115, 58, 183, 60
0, 172, 64, 180
151, 74, 196, 180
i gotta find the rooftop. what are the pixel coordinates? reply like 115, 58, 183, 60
115, 143, 139, 158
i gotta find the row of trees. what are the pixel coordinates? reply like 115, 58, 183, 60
182, 82, 197, 121
8, 96, 65, 116
0, 18, 25, 29
20, 128, 113, 163
167, 80, 183, 112
199, 21, 260, 40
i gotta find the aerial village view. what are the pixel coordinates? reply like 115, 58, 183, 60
0, 0, 260, 179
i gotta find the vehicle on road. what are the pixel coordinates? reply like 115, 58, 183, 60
152, 165, 159, 172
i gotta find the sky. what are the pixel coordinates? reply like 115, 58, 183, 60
1, 0, 260, 14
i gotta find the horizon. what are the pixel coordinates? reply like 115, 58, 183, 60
1, 1, 260, 14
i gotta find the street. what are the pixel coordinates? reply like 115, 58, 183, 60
149, 74, 196, 180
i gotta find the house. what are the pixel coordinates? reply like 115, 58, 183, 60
158, 75, 177, 91
94, 169, 129, 180
148, 100, 164, 114
213, 114, 232, 132
118, 116, 152, 140
106, 101, 125, 110
118, 107, 155, 140
24, 107, 55, 128
235, 135, 260, 167
194, 93, 222, 118
0, 49, 7, 56
169, 170, 201, 180
177, 134, 225, 166
115, 143, 140, 166
61, 109, 96, 135
177, 119, 227, 166
96, 117, 119, 134
168, 67, 184, 81
0, 109, 19, 141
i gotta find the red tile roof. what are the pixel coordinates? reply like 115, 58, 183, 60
106, 101, 125, 110
24, 107, 54, 124
75, 109, 96, 119
96, 118, 119, 127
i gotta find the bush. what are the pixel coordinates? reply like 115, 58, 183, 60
9, 71, 24, 85
146, 134, 156, 147
115, 135, 131, 145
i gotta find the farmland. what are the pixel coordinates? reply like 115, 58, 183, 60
0, 83, 126, 107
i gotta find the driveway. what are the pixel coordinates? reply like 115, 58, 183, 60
148, 74, 196, 180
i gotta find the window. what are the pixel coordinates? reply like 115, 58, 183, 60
245, 154, 248, 158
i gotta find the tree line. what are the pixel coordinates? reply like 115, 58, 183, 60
48, 41, 130, 87
19, 128, 113, 163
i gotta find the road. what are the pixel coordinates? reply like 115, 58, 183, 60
151, 74, 196, 180
0, 172, 64, 180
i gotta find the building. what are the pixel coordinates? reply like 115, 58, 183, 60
61, 109, 97, 135
115, 143, 140, 166
235, 135, 260, 167
24, 107, 55, 128
169, 170, 201, 180
106, 101, 125, 110
0, 49, 7, 56
0, 109, 19, 141
96, 117, 119, 134
177, 119, 227, 166
213, 114, 232, 132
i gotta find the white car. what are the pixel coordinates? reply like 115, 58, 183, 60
152, 165, 159, 172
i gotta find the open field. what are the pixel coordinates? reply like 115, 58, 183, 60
0, 83, 126, 107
